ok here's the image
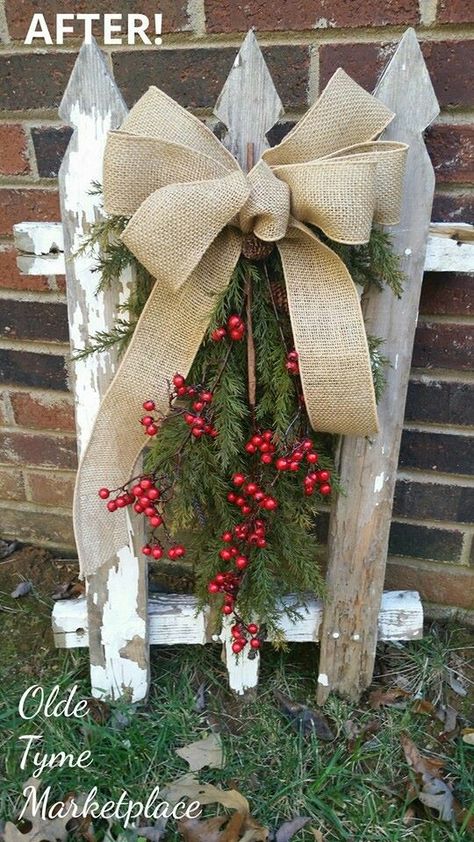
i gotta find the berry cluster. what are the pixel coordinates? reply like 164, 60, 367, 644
244, 430, 276, 464
228, 473, 278, 513
230, 621, 262, 654
140, 399, 159, 437
285, 349, 299, 375
303, 469, 332, 497
211, 314, 245, 342
172, 373, 218, 439
274, 438, 332, 497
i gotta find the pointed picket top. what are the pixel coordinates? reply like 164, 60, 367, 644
214, 29, 284, 170
59, 36, 127, 129
375, 28, 439, 137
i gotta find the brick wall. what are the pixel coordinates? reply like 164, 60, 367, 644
0, 1, 472, 612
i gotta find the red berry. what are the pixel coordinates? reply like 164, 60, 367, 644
235, 555, 249, 570
227, 314, 242, 329
245, 482, 258, 496
219, 548, 233, 561
211, 327, 226, 342
173, 374, 185, 388
232, 641, 244, 654
141, 415, 154, 427
192, 427, 204, 438
141, 544, 152, 556
254, 491, 265, 503
143, 400, 155, 411
245, 443, 256, 454
247, 623, 259, 634
250, 638, 261, 649
231, 625, 242, 638
264, 497, 278, 511
200, 391, 213, 403
232, 473, 246, 486
134, 503, 144, 513
107, 500, 117, 512
257, 538, 267, 548
263, 431, 273, 442
222, 531, 233, 543
227, 492, 236, 503
241, 505, 252, 516
132, 484, 143, 497
215, 573, 225, 585
177, 386, 187, 397
150, 515, 163, 528
261, 453, 273, 465
208, 582, 220, 594
144, 506, 156, 517
116, 495, 128, 508
318, 470, 331, 482
148, 488, 160, 500
193, 401, 204, 412
174, 544, 186, 558
229, 328, 244, 341
275, 458, 288, 471
140, 478, 153, 490
306, 452, 318, 464
319, 483, 332, 496
222, 605, 233, 615
98, 487, 110, 499
289, 461, 299, 471
146, 424, 158, 436
152, 546, 163, 559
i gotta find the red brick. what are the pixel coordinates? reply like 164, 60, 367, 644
389, 521, 464, 563
31, 126, 72, 178
386, 559, 474, 610
420, 273, 473, 317
320, 41, 474, 109
0, 53, 77, 112
6, 0, 188, 41
25, 470, 75, 507
0, 431, 77, 469
0, 349, 68, 391
433, 192, 474, 222
399, 431, 474, 476
426, 125, 474, 184
437, 0, 474, 24
10, 392, 75, 432
113, 45, 310, 110
0, 247, 50, 293
0, 125, 30, 175
412, 323, 472, 370
0, 504, 75, 549
0, 189, 60, 237
405, 380, 474, 427
204, 0, 418, 32
319, 42, 387, 93
394, 479, 474, 524
421, 41, 474, 109
0, 467, 25, 501
0, 300, 69, 344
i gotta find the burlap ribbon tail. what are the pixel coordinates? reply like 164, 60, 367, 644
74, 68, 407, 577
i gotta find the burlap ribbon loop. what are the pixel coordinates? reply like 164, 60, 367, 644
75, 68, 407, 577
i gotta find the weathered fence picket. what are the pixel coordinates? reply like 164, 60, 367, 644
317, 29, 440, 704
12, 28, 474, 702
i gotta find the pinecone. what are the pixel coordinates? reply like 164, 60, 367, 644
270, 279, 289, 313
241, 234, 275, 261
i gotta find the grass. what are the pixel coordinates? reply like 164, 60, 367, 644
0, 561, 473, 841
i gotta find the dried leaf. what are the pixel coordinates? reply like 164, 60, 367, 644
368, 687, 411, 709
85, 697, 111, 724
447, 672, 467, 697
137, 824, 167, 842
52, 578, 86, 601
179, 810, 267, 842
10, 581, 32, 599
176, 734, 223, 771
400, 732, 445, 778
309, 831, 324, 842
274, 691, 334, 741
162, 774, 249, 815
0, 540, 18, 559
178, 816, 227, 842
275, 817, 310, 841
344, 719, 380, 751
4, 779, 72, 842
412, 699, 437, 717
418, 774, 454, 822
462, 728, 474, 746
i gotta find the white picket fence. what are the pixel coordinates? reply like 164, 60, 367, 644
13, 28, 474, 702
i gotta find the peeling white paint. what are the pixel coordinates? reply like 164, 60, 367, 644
352, 633, 360, 641
318, 673, 329, 687
374, 472, 385, 493
332, 631, 340, 639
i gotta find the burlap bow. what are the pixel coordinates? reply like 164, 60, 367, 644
75, 69, 407, 577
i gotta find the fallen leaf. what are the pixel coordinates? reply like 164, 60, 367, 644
176, 734, 223, 771
418, 774, 454, 822
162, 773, 249, 815
275, 817, 310, 840
178, 815, 226, 842
368, 687, 411, 709
4, 779, 73, 842
52, 578, 86, 601
309, 831, 324, 842
447, 672, 467, 697
0, 540, 18, 559
344, 719, 380, 751
274, 691, 334, 740
400, 732, 445, 778
412, 699, 437, 717
10, 581, 32, 599
85, 697, 111, 724
179, 810, 267, 842
137, 824, 168, 842
462, 728, 474, 746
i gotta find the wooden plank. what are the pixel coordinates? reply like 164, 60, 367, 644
52, 590, 423, 650
213, 30, 284, 695
12, 221, 65, 275
317, 28, 439, 704
425, 223, 474, 272
58, 37, 149, 702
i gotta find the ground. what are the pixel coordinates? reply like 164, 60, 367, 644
0, 546, 473, 841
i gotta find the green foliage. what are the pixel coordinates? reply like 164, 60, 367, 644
77, 196, 404, 635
